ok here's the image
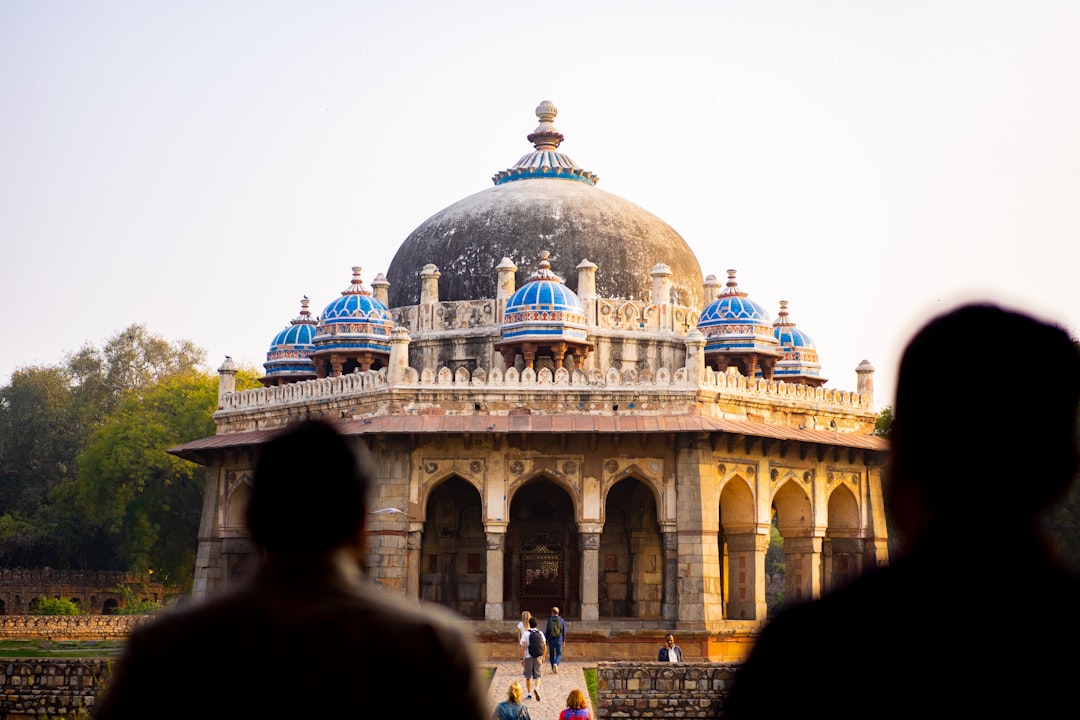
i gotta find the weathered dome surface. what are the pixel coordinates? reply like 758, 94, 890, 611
386, 102, 704, 309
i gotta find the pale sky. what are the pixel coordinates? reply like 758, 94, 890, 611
3, 1, 1079, 410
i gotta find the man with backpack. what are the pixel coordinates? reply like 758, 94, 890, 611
521, 616, 547, 701
545, 606, 566, 673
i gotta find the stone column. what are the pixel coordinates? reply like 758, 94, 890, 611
496, 257, 518, 321
216, 356, 238, 403
856, 359, 875, 406
674, 436, 724, 628
406, 529, 422, 599
723, 532, 768, 620
579, 531, 601, 621
684, 330, 706, 385
783, 536, 824, 603
419, 264, 441, 332
371, 272, 390, 307
703, 274, 723, 305
485, 529, 506, 621
387, 326, 411, 387
661, 531, 679, 621
650, 262, 673, 305
576, 260, 598, 325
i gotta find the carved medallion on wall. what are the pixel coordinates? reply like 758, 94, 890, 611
562, 461, 577, 476
470, 460, 483, 474
510, 460, 525, 475
424, 462, 438, 474
604, 459, 619, 474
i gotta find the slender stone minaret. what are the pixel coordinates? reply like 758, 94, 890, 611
856, 359, 875, 405
217, 356, 238, 405
371, 272, 390, 307
576, 259, 598, 325
419, 264, 441, 332
651, 262, 673, 305
387, 327, 412, 387
495, 256, 518, 321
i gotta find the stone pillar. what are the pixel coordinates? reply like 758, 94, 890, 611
580, 532, 601, 621
703, 274, 723, 305
684, 330, 706, 385
661, 531, 679, 621
783, 536, 824, 603
406, 529, 422, 599
419, 264, 441, 332
576, 259, 598, 325
217, 356, 238, 404
650, 262, 673, 305
485, 529, 506, 621
387, 326, 411, 387
723, 532, 768, 620
496, 257, 518, 321
856, 359, 875, 406
863, 463, 891, 568
674, 436, 724, 628
371, 272, 390, 307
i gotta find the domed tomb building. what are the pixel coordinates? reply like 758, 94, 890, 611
171, 102, 888, 661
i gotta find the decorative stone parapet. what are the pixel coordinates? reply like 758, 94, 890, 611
595, 661, 740, 719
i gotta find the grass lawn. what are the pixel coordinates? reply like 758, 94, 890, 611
0, 640, 125, 658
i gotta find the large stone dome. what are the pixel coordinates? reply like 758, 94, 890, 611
386, 101, 705, 309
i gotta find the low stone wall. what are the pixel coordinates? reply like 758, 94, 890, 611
0, 616, 149, 641
0, 660, 110, 719
596, 661, 740, 719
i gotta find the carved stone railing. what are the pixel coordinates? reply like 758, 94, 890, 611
217, 362, 870, 413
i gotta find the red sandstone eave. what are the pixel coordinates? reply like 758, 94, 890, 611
167, 415, 888, 464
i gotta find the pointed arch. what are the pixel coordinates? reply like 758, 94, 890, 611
506, 475, 579, 619
599, 475, 663, 619
419, 475, 485, 618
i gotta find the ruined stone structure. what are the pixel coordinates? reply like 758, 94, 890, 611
171, 101, 889, 659
0, 569, 164, 616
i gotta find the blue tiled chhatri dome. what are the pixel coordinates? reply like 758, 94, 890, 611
771, 300, 826, 387
502, 251, 588, 343
697, 269, 782, 380
310, 266, 394, 377
260, 296, 319, 386
495, 251, 593, 371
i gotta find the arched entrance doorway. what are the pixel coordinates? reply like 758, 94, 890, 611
506, 477, 579, 618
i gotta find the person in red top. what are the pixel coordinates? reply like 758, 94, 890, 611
558, 688, 591, 720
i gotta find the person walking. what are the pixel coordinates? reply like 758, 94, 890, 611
492, 682, 531, 720
657, 632, 682, 662
93, 419, 487, 720
516, 610, 532, 646
724, 303, 1080, 718
557, 688, 592, 720
522, 616, 546, 701
545, 606, 566, 673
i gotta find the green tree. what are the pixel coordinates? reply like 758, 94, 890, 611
67, 367, 260, 590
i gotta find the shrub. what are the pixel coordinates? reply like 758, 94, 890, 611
29, 597, 84, 615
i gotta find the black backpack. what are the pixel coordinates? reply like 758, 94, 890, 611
527, 628, 546, 658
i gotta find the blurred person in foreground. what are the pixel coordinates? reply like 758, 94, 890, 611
724, 303, 1080, 718
94, 419, 487, 720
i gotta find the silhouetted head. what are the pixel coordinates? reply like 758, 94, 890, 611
246, 419, 373, 554
887, 303, 1080, 531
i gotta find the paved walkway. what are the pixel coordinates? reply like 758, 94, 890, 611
485, 659, 594, 719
